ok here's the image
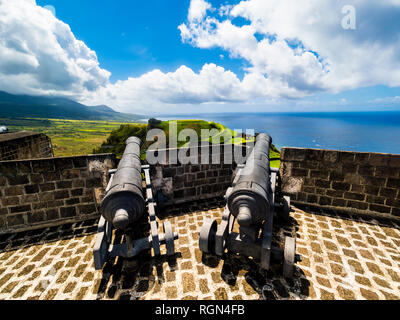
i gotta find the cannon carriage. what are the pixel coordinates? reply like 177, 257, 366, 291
93, 137, 178, 270
199, 133, 301, 277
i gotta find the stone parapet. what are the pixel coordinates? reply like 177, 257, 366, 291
280, 148, 400, 220
0, 154, 116, 233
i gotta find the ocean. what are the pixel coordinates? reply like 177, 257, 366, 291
158, 111, 400, 154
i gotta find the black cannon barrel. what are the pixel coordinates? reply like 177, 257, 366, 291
227, 133, 273, 227
100, 136, 145, 230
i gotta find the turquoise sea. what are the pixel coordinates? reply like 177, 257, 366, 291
159, 111, 400, 154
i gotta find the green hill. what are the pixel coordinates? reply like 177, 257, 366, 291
0, 90, 144, 121
93, 119, 281, 167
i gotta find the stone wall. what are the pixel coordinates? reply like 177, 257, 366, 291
280, 147, 400, 219
0, 132, 53, 161
148, 144, 249, 206
0, 154, 116, 234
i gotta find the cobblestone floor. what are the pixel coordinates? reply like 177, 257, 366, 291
0, 200, 399, 300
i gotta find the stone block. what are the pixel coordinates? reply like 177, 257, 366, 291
332, 182, 350, 191
27, 211, 46, 224
39, 183, 55, 192
340, 152, 355, 163
7, 175, 29, 186
29, 174, 44, 184
45, 208, 60, 220
310, 170, 330, 179
358, 165, 375, 176
332, 198, 347, 207
7, 214, 25, 227
16, 161, 32, 174
315, 179, 331, 189
347, 201, 368, 210
32, 160, 55, 173
387, 178, 400, 189
54, 158, 73, 169
363, 185, 380, 196
323, 151, 339, 163
319, 196, 332, 206
54, 190, 70, 200
344, 192, 365, 201
291, 168, 308, 177
326, 190, 344, 198
72, 157, 88, 168
281, 148, 306, 161
1, 197, 20, 206
369, 154, 390, 166
42, 171, 61, 182
0, 162, 17, 175
10, 204, 31, 214
369, 204, 391, 214
388, 155, 400, 168
78, 204, 97, 215
379, 188, 397, 198
56, 181, 73, 189
25, 184, 39, 194
60, 206, 77, 218
366, 195, 385, 205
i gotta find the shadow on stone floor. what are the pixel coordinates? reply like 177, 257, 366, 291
94, 216, 182, 300
0, 218, 99, 254
156, 197, 226, 220
200, 213, 309, 300
96, 250, 182, 300
296, 204, 400, 230
201, 250, 310, 300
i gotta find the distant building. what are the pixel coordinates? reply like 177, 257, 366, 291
0, 131, 53, 161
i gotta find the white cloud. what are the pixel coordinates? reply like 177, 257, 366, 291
82, 64, 250, 112
369, 96, 400, 104
188, 0, 211, 21
179, 0, 400, 98
0, 0, 110, 97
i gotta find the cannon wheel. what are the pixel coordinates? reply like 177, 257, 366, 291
283, 236, 296, 278
163, 221, 175, 256
281, 196, 291, 221
199, 218, 218, 254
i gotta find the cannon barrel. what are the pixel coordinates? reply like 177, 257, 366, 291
100, 136, 145, 230
227, 133, 273, 227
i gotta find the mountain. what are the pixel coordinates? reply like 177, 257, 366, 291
0, 91, 144, 121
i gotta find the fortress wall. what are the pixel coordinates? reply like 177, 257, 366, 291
280, 148, 400, 220
0, 154, 116, 234
148, 144, 249, 206
0, 133, 53, 161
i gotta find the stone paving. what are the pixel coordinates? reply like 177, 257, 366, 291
0, 199, 399, 300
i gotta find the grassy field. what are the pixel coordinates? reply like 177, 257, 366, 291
0, 118, 129, 157
0, 117, 280, 167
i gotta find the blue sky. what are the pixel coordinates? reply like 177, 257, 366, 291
1, 0, 400, 115
36, 0, 247, 82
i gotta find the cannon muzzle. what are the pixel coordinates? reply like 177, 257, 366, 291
227, 133, 273, 227
100, 136, 145, 230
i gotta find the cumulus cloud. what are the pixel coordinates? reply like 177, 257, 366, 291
179, 0, 400, 97
81, 64, 249, 112
0, 0, 110, 97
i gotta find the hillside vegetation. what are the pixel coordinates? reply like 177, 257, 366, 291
93, 119, 280, 167
0, 90, 143, 121
0, 118, 128, 156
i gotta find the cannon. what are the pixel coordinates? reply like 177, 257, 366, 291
199, 133, 301, 277
93, 137, 178, 270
